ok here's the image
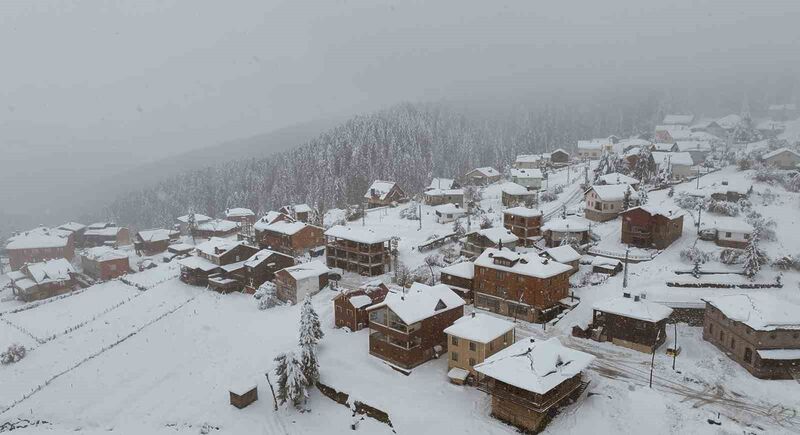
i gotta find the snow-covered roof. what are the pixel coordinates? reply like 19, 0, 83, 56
652, 143, 677, 152
6, 270, 26, 281
348, 294, 374, 309
476, 227, 519, 244
515, 154, 544, 163
596, 172, 640, 186
444, 313, 514, 344
624, 204, 683, 219
427, 178, 456, 190
544, 246, 581, 264
260, 220, 310, 236
469, 167, 500, 177
577, 140, 604, 150
281, 260, 329, 281
254, 212, 293, 230
194, 237, 243, 257
425, 189, 464, 197
176, 213, 212, 224
503, 206, 542, 218
656, 125, 692, 141
551, 148, 569, 155
475, 248, 571, 279
588, 184, 633, 202
702, 294, 800, 331
195, 219, 239, 233
755, 120, 785, 131
168, 243, 194, 252
701, 217, 754, 235
689, 131, 720, 142
541, 217, 590, 233
367, 282, 465, 325
510, 168, 543, 179
500, 182, 534, 196
293, 204, 313, 213
364, 180, 398, 200
82, 246, 128, 262
58, 222, 86, 232
84, 226, 125, 237
24, 258, 75, 284
715, 114, 742, 130
676, 141, 712, 152
591, 256, 621, 268
440, 261, 474, 279
768, 103, 797, 111
324, 225, 391, 244
87, 222, 113, 230
757, 349, 800, 361
762, 147, 800, 160
474, 337, 594, 395
594, 295, 673, 323
137, 229, 178, 243
243, 249, 286, 268
434, 203, 466, 215
177, 255, 219, 272
651, 151, 694, 167
225, 208, 255, 218
662, 114, 694, 125
6, 230, 70, 250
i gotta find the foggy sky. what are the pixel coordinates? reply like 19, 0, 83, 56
1, 0, 799, 221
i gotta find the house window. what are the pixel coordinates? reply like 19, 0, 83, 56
725, 232, 732, 238
730, 338, 735, 349
708, 323, 713, 334
469, 342, 476, 352
719, 331, 724, 341
744, 348, 753, 363
451, 336, 459, 346
469, 358, 476, 366
451, 352, 459, 361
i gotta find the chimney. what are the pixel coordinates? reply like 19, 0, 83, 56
623, 292, 631, 298
471, 311, 476, 318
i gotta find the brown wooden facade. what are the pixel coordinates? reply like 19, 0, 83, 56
7, 242, 74, 271
620, 207, 683, 250
258, 224, 324, 256
325, 236, 390, 277
473, 264, 570, 323
81, 255, 129, 281
333, 283, 390, 331
242, 252, 295, 294
440, 272, 474, 303
503, 211, 542, 247
591, 310, 668, 353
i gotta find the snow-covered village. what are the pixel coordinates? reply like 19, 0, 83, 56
3, 2, 800, 434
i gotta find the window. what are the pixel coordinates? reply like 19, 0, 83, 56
708, 323, 713, 334
469, 358, 476, 366
451, 352, 459, 361
469, 342, 476, 351
770, 333, 777, 340
725, 232, 732, 238
744, 348, 753, 363
730, 338, 735, 349
451, 336, 459, 346
719, 331, 724, 341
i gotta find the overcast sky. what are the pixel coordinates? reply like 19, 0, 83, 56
1, 0, 799, 220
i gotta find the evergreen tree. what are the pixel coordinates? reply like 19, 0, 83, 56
299, 296, 324, 344
668, 186, 675, 197
274, 353, 289, 405
638, 188, 648, 205
274, 351, 308, 408
299, 339, 320, 385
622, 187, 632, 210
692, 257, 702, 278
256, 282, 280, 310
560, 205, 567, 220
743, 230, 766, 279
632, 147, 656, 184
452, 219, 465, 236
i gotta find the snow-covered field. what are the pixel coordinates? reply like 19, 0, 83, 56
3, 140, 800, 433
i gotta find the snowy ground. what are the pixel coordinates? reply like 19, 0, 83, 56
3, 154, 800, 433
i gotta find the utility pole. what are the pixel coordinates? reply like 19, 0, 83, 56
418, 204, 422, 231
696, 165, 701, 190
649, 329, 661, 388
362, 203, 366, 227
567, 164, 570, 184
672, 321, 678, 370
696, 205, 702, 235
622, 246, 630, 288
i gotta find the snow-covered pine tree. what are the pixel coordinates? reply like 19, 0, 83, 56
299, 295, 324, 344
274, 353, 289, 405
743, 229, 766, 279
668, 186, 675, 197
452, 219, 465, 236
692, 257, 702, 278
299, 339, 320, 385
560, 205, 567, 220
275, 351, 310, 408
256, 281, 280, 310
638, 188, 648, 205
622, 187, 632, 210
632, 147, 655, 184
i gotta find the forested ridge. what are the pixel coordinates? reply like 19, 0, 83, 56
108, 99, 662, 228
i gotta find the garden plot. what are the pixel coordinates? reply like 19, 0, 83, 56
0, 321, 38, 351
3, 280, 140, 342
121, 262, 180, 289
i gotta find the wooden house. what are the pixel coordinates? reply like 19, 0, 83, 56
500, 182, 537, 207
279, 204, 313, 223
584, 184, 636, 222
541, 217, 591, 248
473, 248, 572, 323
542, 246, 581, 275
225, 208, 256, 225
9, 258, 76, 302
708, 182, 752, 203
463, 167, 501, 186
676, 140, 712, 164
242, 249, 296, 294
591, 257, 623, 275
134, 229, 180, 255
620, 205, 684, 250
502, 207, 542, 247
510, 168, 543, 190
591, 293, 673, 353
192, 219, 239, 239
332, 280, 390, 331
57, 222, 87, 248
444, 312, 514, 382
577, 139, 611, 159
702, 294, 800, 379
274, 260, 330, 305
474, 337, 594, 433
5, 227, 74, 271
364, 180, 407, 208
366, 282, 465, 369
176, 213, 212, 235
700, 217, 754, 249
434, 203, 466, 223
256, 221, 324, 256
324, 226, 391, 276
549, 148, 570, 167
423, 189, 464, 207
229, 383, 258, 409
652, 152, 694, 180
595, 172, 640, 190
178, 238, 258, 286
439, 261, 475, 303
514, 154, 546, 169
654, 125, 691, 143
81, 246, 130, 281
461, 227, 519, 259
662, 114, 694, 126
83, 223, 130, 248
762, 147, 800, 170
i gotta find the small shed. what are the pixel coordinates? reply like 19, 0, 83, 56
591, 257, 623, 275
229, 382, 258, 409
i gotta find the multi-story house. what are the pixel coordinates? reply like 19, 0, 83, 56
444, 312, 514, 382
620, 205, 684, 250
502, 207, 542, 247
324, 226, 391, 276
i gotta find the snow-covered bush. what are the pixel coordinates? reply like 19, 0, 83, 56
400, 202, 419, 220
393, 263, 412, 287
451, 219, 465, 236
540, 191, 558, 202
753, 165, 786, 185
757, 189, 779, 206
463, 185, 482, 204
255, 282, 281, 310
1, 344, 26, 365
704, 198, 739, 216
719, 249, 744, 265
784, 174, 800, 193
772, 255, 800, 271
439, 244, 462, 263
551, 184, 565, 195
680, 246, 711, 264
479, 215, 493, 229
345, 206, 364, 222
745, 211, 777, 242
675, 192, 704, 211
737, 157, 753, 171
